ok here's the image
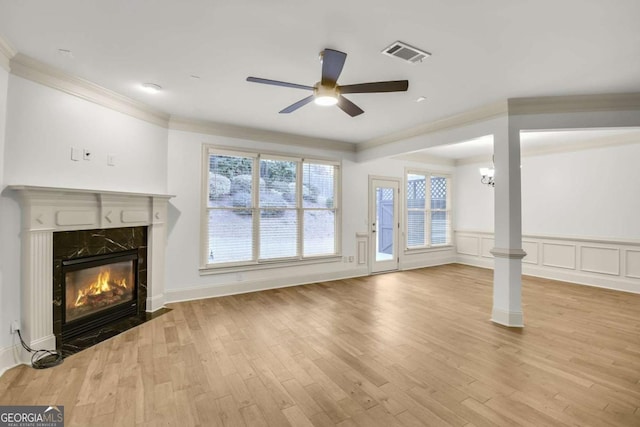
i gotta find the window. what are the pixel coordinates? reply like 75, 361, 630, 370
406, 171, 451, 249
203, 147, 339, 268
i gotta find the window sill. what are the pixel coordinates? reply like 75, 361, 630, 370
404, 245, 453, 255
199, 255, 343, 276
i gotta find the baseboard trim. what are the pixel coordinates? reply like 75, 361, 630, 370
167, 256, 459, 304
521, 265, 640, 294
400, 255, 457, 271
165, 268, 370, 304
456, 256, 640, 295
0, 343, 21, 378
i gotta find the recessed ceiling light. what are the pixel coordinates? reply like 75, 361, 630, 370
416, 96, 427, 103
57, 49, 74, 58
141, 83, 162, 93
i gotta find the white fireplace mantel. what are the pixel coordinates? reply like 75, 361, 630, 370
9, 185, 174, 357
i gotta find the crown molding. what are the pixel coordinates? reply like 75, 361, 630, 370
169, 116, 356, 153
0, 35, 16, 72
508, 93, 640, 115
9, 53, 170, 128
357, 100, 508, 152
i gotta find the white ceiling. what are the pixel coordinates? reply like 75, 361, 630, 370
1, 0, 639, 144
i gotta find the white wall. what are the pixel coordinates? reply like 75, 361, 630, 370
0, 63, 11, 368
454, 162, 494, 232
3, 76, 168, 192
165, 129, 455, 300
455, 141, 640, 294
455, 141, 640, 240
0, 75, 169, 366
521, 143, 640, 239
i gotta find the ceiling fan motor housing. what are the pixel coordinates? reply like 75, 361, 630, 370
314, 83, 340, 104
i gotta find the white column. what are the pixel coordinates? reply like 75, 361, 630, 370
491, 126, 526, 327
147, 197, 169, 312
21, 230, 56, 353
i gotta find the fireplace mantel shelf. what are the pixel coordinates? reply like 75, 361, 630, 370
8, 185, 174, 199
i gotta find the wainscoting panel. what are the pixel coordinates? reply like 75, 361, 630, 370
581, 246, 620, 276
481, 237, 494, 258
455, 230, 640, 294
625, 250, 640, 279
542, 243, 576, 270
356, 232, 368, 266
522, 241, 539, 265
456, 235, 479, 256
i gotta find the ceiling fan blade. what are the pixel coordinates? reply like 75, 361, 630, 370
337, 96, 364, 117
339, 80, 409, 94
321, 49, 347, 86
279, 95, 316, 114
247, 77, 314, 91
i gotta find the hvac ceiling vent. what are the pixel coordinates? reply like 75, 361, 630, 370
381, 41, 431, 64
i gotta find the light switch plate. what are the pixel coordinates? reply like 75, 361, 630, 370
71, 147, 82, 161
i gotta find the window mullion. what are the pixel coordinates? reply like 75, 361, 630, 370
297, 161, 303, 258
252, 156, 260, 261
426, 175, 432, 247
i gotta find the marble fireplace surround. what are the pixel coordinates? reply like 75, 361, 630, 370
9, 186, 173, 362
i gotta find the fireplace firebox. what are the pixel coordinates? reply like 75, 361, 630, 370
53, 226, 148, 353
62, 250, 138, 340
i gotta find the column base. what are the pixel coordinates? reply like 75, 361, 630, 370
491, 308, 524, 328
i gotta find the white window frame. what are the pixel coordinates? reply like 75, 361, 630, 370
200, 144, 342, 273
404, 169, 452, 252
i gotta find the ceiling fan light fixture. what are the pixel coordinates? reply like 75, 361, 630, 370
314, 84, 338, 106
315, 95, 338, 106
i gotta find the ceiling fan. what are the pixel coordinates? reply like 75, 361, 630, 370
246, 48, 409, 117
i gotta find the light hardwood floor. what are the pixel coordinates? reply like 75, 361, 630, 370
1, 264, 639, 426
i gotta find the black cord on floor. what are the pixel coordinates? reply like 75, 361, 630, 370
16, 329, 64, 369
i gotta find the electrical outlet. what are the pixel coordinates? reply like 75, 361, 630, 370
10, 320, 20, 334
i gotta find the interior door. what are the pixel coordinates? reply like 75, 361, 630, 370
370, 178, 399, 273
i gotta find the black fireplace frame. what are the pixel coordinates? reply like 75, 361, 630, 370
61, 249, 139, 341
53, 226, 148, 349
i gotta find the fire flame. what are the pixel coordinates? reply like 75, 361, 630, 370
74, 269, 128, 307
